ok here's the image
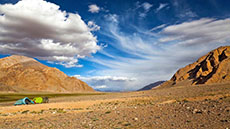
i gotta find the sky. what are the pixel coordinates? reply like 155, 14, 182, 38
0, 0, 229, 91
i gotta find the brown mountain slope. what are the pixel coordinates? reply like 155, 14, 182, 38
159, 46, 230, 88
0, 55, 94, 93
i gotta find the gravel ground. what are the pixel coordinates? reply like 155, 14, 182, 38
0, 83, 230, 129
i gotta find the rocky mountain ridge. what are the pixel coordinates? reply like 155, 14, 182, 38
159, 46, 230, 88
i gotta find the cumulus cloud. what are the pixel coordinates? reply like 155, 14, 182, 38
0, 0, 100, 67
75, 75, 136, 91
88, 21, 100, 31
159, 18, 230, 46
88, 4, 100, 13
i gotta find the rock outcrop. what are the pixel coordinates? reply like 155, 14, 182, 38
160, 46, 230, 87
0, 55, 94, 93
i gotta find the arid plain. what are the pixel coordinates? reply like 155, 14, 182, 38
1, 83, 230, 129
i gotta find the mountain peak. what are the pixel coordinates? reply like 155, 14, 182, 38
5, 55, 35, 61
160, 46, 230, 87
0, 55, 37, 68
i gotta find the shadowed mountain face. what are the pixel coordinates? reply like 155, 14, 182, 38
160, 46, 230, 87
138, 81, 165, 91
0, 55, 94, 93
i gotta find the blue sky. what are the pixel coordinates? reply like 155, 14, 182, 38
0, 0, 229, 91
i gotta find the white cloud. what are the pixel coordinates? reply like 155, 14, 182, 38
136, 2, 153, 17
150, 24, 167, 31
88, 4, 100, 13
160, 18, 230, 46
47, 56, 83, 68
94, 85, 107, 89
171, 1, 197, 18
0, 0, 100, 67
78, 76, 136, 81
155, 3, 168, 13
88, 21, 100, 31
139, 13, 146, 18
75, 75, 137, 91
142, 2, 153, 11
178, 10, 197, 18
104, 14, 119, 23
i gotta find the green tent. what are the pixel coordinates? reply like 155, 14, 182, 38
33, 97, 43, 104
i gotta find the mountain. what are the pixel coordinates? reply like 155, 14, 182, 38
159, 46, 230, 88
0, 55, 94, 93
95, 89, 122, 92
138, 81, 165, 91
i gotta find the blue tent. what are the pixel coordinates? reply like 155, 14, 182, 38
14, 97, 34, 106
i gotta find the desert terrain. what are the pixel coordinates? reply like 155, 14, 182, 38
0, 0, 229, 128
1, 83, 230, 129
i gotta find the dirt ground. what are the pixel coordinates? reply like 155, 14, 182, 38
1, 83, 230, 129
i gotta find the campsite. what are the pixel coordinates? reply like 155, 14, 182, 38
0, 93, 104, 104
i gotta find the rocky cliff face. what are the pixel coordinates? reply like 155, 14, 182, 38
160, 46, 230, 87
0, 55, 94, 93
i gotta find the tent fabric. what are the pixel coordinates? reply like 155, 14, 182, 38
42, 97, 49, 103
33, 97, 43, 104
14, 97, 35, 105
